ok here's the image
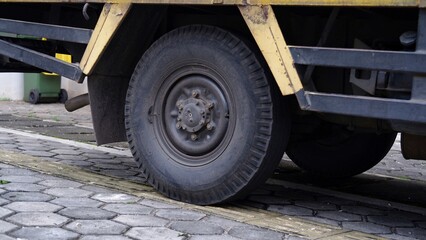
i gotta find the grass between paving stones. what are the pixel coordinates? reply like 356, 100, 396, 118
0, 179, 10, 184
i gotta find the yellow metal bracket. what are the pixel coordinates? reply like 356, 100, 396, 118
80, 3, 132, 75
239, 5, 303, 96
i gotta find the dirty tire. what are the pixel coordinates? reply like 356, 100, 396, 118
287, 123, 397, 178
29, 89, 40, 104
125, 25, 290, 205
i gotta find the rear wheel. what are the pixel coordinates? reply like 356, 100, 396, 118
286, 121, 397, 178
125, 25, 291, 205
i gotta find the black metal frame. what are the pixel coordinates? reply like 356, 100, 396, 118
0, 18, 90, 82
0, 39, 84, 82
294, 9, 426, 124
0, 18, 92, 44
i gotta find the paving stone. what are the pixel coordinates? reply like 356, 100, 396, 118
1, 183, 46, 192
44, 187, 92, 197
7, 212, 68, 226
0, 220, 17, 233
317, 211, 362, 221
65, 220, 127, 234
341, 205, 386, 216
58, 160, 93, 167
83, 153, 114, 159
300, 216, 340, 227
103, 203, 153, 215
396, 227, 426, 239
139, 199, 179, 209
0, 168, 37, 176
268, 205, 313, 216
190, 236, 240, 240
379, 234, 417, 240
114, 215, 169, 227
0, 144, 18, 150
50, 197, 103, 208
92, 163, 129, 170
125, 227, 184, 240
248, 195, 292, 205
0, 175, 42, 183
81, 185, 115, 193
1, 191, 54, 201
367, 215, 415, 227
169, 221, 224, 235
228, 226, 284, 240
316, 196, 358, 206
4, 201, 62, 212
294, 201, 337, 211
155, 209, 206, 221
342, 222, 392, 234
18, 146, 54, 151
54, 155, 88, 161
21, 150, 56, 157
202, 216, 248, 230
59, 207, 116, 220
0, 206, 14, 218
80, 236, 133, 240
99, 170, 139, 177
0, 198, 9, 206
88, 158, 123, 164
0, 163, 15, 169
50, 149, 82, 155
92, 193, 139, 203
418, 221, 426, 229
10, 227, 79, 240
0, 234, 15, 240
39, 179, 83, 188
274, 190, 315, 201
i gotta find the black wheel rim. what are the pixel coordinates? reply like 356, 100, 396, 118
153, 64, 235, 166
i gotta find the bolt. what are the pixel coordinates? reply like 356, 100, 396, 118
191, 134, 198, 141
177, 117, 181, 121
176, 100, 183, 107
208, 102, 214, 109
192, 90, 199, 98
207, 123, 215, 130
176, 122, 182, 129
200, 120, 205, 125
200, 110, 205, 114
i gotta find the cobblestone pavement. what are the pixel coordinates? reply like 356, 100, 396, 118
0, 101, 425, 239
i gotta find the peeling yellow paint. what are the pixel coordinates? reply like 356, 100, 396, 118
239, 5, 303, 95
80, 3, 132, 75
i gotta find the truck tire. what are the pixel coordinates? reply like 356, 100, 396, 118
286, 123, 397, 178
125, 25, 290, 205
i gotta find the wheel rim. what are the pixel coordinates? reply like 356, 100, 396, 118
154, 64, 234, 166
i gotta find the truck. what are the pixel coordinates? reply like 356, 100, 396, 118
0, 0, 425, 205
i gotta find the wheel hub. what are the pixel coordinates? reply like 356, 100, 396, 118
176, 95, 212, 133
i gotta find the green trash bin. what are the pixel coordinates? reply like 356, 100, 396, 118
24, 73, 68, 104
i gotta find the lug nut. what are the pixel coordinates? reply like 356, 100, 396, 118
191, 134, 198, 141
207, 102, 214, 109
176, 122, 182, 129
192, 90, 199, 98
207, 123, 215, 130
